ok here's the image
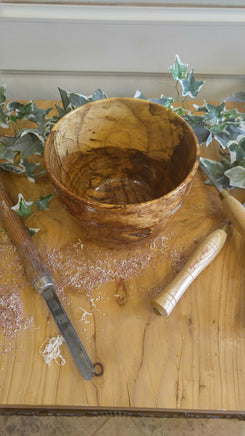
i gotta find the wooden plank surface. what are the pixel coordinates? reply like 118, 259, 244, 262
0, 101, 245, 414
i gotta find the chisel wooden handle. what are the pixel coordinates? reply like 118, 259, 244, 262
0, 175, 53, 292
219, 190, 245, 238
152, 226, 229, 317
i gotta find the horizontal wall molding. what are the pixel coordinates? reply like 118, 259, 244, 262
1, 4, 245, 22
3, 1, 245, 6
2, 69, 245, 80
2, 70, 245, 102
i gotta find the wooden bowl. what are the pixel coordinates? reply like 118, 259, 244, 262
44, 98, 199, 246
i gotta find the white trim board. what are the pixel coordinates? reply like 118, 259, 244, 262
1, 4, 245, 22
2, 71, 245, 101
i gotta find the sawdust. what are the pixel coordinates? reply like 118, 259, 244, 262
0, 232, 33, 352
0, 227, 187, 354
45, 241, 155, 294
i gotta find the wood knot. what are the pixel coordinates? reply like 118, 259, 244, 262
114, 278, 128, 306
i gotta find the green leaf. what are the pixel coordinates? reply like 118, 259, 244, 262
180, 69, 205, 98
8, 131, 44, 158
0, 106, 8, 128
0, 142, 18, 162
225, 165, 245, 188
34, 193, 53, 210
58, 87, 72, 113
184, 114, 210, 144
214, 125, 245, 149
58, 87, 108, 114
67, 93, 90, 109
7, 101, 33, 119
0, 162, 25, 174
134, 90, 174, 109
20, 159, 41, 182
55, 104, 66, 118
170, 55, 188, 81
11, 193, 33, 218
200, 157, 232, 189
43, 114, 61, 139
90, 89, 108, 101
229, 138, 245, 161
204, 102, 226, 124
157, 95, 174, 109
174, 107, 187, 117
27, 101, 52, 125
0, 85, 6, 107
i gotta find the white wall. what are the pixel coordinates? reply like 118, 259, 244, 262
1, 4, 245, 101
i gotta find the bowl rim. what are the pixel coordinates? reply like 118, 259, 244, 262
44, 97, 200, 210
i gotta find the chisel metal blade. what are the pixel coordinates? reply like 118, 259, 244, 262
42, 286, 95, 380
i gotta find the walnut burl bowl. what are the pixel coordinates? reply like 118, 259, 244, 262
44, 98, 200, 246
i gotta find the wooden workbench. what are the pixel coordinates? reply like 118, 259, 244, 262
0, 101, 244, 417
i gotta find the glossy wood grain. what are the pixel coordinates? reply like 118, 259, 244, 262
44, 98, 199, 245
0, 101, 244, 416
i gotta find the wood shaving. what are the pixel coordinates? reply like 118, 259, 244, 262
39, 335, 66, 367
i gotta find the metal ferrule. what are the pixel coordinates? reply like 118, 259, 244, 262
33, 274, 55, 295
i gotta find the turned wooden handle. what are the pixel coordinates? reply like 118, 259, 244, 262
0, 175, 53, 292
152, 227, 228, 317
219, 191, 245, 238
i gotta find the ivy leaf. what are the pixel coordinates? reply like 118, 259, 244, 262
0, 84, 6, 107
0, 106, 8, 128
174, 107, 187, 117
200, 157, 231, 189
229, 138, 245, 161
184, 114, 210, 144
0, 85, 8, 127
43, 114, 61, 139
170, 55, 188, 81
20, 159, 41, 182
214, 125, 245, 149
58, 87, 88, 112
180, 69, 205, 98
0, 162, 25, 174
11, 193, 33, 218
55, 104, 66, 118
58, 87, 108, 114
7, 101, 33, 120
225, 165, 245, 188
134, 90, 174, 109
204, 102, 226, 125
58, 87, 72, 113
8, 131, 44, 158
154, 95, 174, 109
134, 90, 147, 100
7, 100, 52, 126
34, 193, 53, 210
0, 142, 18, 162
90, 89, 108, 101
27, 101, 52, 125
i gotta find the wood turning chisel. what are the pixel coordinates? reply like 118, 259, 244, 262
0, 174, 103, 380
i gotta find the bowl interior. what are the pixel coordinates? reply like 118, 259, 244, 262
45, 98, 198, 206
